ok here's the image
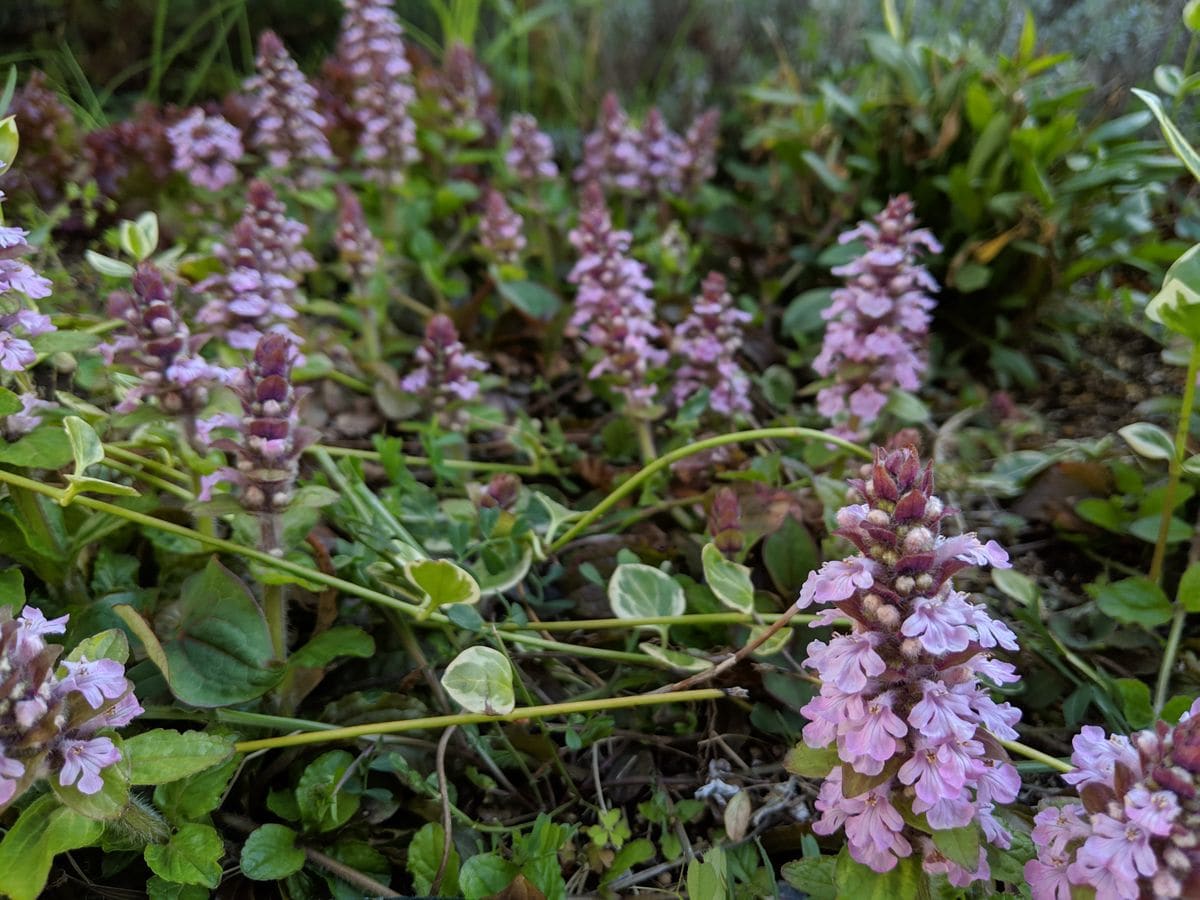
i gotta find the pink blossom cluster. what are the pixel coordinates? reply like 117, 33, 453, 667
0, 219, 54, 372
797, 447, 1022, 882
567, 182, 667, 409
401, 314, 488, 422
165, 108, 244, 192
814, 196, 941, 441
334, 184, 381, 295
244, 30, 333, 185
198, 179, 314, 350
1027, 700, 1200, 899
336, 0, 419, 187
202, 334, 317, 547
431, 43, 497, 137
0, 604, 143, 809
101, 262, 229, 424
479, 188, 526, 266
671, 271, 752, 416
505, 114, 557, 182
575, 93, 719, 196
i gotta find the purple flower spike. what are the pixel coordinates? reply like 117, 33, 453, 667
640, 107, 688, 195
101, 262, 229, 422
401, 314, 488, 424
166, 108, 243, 192
814, 196, 941, 441
1027, 697, 1200, 899
0, 604, 141, 810
197, 179, 314, 350
671, 271, 752, 417
797, 446, 1021, 884
574, 92, 647, 194
245, 30, 333, 186
679, 108, 719, 193
0, 209, 55, 374
505, 114, 557, 182
334, 184, 381, 295
479, 188, 526, 266
567, 182, 667, 409
336, 0, 419, 186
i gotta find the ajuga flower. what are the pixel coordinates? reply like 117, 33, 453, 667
1, 392, 54, 440
429, 42, 499, 139
814, 196, 941, 441
166, 108, 243, 192
205, 333, 317, 550
245, 30, 333, 185
400, 314, 488, 424
1027, 700, 1200, 899
479, 188, 525, 266
197, 179, 314, 350
567, 182, 667, 409
505, 114, 557, 182
336, 0, 419, 186
0, 211, 55, 373
85, 101, 175, 202
796, 446, 1020, 881
575, 92, 646, 194
0, 604, 142, 809
3, 71, 79, 207
101, 263, 229, 434
671, 271, 752, 416
678, 108, 719, 193
334, 184, 381, 296
640, 108, 687, 195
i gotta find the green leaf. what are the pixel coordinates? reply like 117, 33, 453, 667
1162, 694, 1197, 723
0, 794, 103, 900
295, 750, 361, 833
685, 846, 728, 900
1091, 577, 1173, 628
124, 730, 236, 785
0, 425, 73, 468
143, 823, 224, 888
154, 757, 239, 822
1187, 0, 1200, 31
701, 542, 754, 612
638, 641, 713, 673
991, 568, 1039, 606
764, 516, 819, 596
834, 846, 924, 899
407, 822, 461, 896
782, 742, 839, 778
1017, 9, 1037, 63
1114, 678, 1154, 729
290, 626, 376, 669
608, 563, 685, 621
240, 824, 306, 881
0, 115, 17, 171
496, 280, 561, 320
1183, 453, 1200, 478
1178, 562, 1200, 612
782, 855, 837, 899
601, 838, 655, 885
0, 387, 21, 417
0, 567, 24, 612
51, 732, 131, 821
1134, 88, 1200, 182
441, 645, 515, 715
158, 558, 283, 706
146, 876, 209, 900
885, 389, 930, 424
406, 558, 481, 618
84, 249, 135, 278
1118, 421, 1176, 461
459, 852, 519, 899
66, 627, 129, 664
932, 823, 981, 870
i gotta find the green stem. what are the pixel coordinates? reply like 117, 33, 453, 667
495, 629, 674, 668
0, 467, 436, 622
104, 445, 192, 485
999, 739, 1072, 774
634, 418, 657, 467
102, 457, 194, 501
263, 582, 286, 661
1151, 338, 1200, 715
497, 612, 826, 632
234, 688, 726, 753
549, 427, 870, 552
1149, 339, 1200, 584
311, 443, 540, 476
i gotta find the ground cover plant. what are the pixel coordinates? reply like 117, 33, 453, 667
0, 0, 1198, 897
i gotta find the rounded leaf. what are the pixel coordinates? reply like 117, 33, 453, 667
240, 824, 305, 881
406, 559, 481, 615
441, 646, 515, 715
701, 543, 754, 613
608, 564, 685, 622
1118, 421, 1176, 461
